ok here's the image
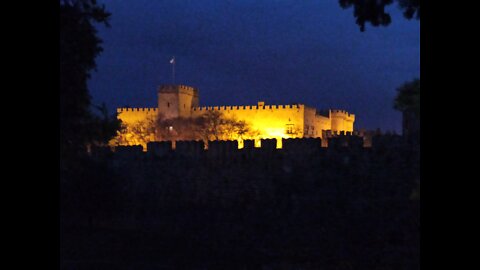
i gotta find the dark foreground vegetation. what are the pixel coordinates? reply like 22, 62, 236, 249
60, 137, 419, 270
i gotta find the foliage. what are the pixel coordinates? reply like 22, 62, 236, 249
156, 110, 259, 143
339, 0, 420, 31
109, 116, 156, 147
60, 0, 117, 157
89, 103, 122, 147
60, 1, 124, 232
398, 0, 421, 19
62, 138, 420, 269
221, 117, 256, 141
110, 111, 258, 148
393, 78, 420, 117
197, 110, 225, 141
60, 156, 129, 229
156, 115, 206, 142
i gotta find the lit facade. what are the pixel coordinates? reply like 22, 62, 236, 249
116, 84, 355, 147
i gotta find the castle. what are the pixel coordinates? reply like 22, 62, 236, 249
115, 84, 355, 148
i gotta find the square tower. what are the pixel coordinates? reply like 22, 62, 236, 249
157, 85, 199, 119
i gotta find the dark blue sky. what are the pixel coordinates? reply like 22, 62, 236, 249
89, 0, 419, 132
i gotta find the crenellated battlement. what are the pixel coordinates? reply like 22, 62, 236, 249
107, 134, 406, 160
283, 138, 322, 153
192, 104, 303, 111
117, 107, 158, 113
116, 84, 355, 145
330, 109, 355, 119
207, 140, 239, 157
158, 84, 198, 96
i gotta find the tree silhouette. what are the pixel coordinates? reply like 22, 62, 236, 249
110, 116, 156, 148
394, 78, 420, 143
60, 0, 119, 158
339, 0, 420, 31
394, 78, 420, 117
156, 111, 258, 143
60, 0, 123, 241
109, 111, 257, 148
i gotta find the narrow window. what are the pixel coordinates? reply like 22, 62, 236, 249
167, 102, 170, 108
286, 124, 294, 134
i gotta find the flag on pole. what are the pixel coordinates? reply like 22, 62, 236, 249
170, 56, 176, 84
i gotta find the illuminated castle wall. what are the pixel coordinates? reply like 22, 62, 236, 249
117, 84, 355, 145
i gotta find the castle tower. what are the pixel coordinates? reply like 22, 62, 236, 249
157, 84, 199, 119
330, 109, 355, 132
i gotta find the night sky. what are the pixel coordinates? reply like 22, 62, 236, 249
88, 0, 419, 132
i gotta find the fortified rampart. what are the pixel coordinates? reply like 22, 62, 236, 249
71, 133, 420, 270
92, 134, 418, 211
100, 134, 410, 163
115, 84, 356, 147
192, 103, 305, 144
330, 109, 355, 132
116, 107, 158, 125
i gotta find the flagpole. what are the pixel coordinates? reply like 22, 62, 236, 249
170, 56, 175, 84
